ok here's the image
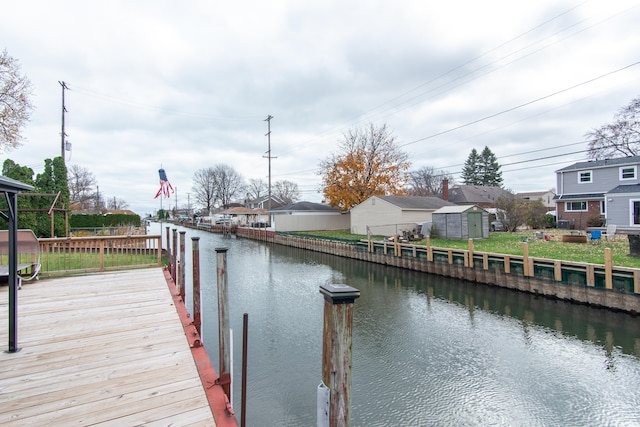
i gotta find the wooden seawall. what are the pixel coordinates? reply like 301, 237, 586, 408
232, 227, 640, 314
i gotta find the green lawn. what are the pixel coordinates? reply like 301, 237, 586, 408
292, 229, 640, 269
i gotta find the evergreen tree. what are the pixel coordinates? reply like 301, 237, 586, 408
461, 148, 481, 185
461, 146, 503, 186
1, 159, 37, 230
34, 157, 69, 237
479, 146, 503, 186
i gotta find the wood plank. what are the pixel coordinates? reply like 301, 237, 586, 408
0, 268, 217, 426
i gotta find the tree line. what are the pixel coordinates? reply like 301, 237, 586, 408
191, 164, 301, 215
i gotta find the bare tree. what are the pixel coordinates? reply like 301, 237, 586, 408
192, 167, 217, 215
407, 166, 453, 197
495, 191, 524, 232
0, 50, 34, 151
68, 164, 97, 209
587, 96, 640, 159
247, 178, 267, 200
273, 180, 300, 204
212, 163, 245, 208
106, 196, 129, 210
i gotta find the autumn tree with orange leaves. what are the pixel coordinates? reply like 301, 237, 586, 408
319, 124, 410, 211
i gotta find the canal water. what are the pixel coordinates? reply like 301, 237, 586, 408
152, 223, 640, 426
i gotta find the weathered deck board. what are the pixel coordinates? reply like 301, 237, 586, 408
0, 268, 216, 426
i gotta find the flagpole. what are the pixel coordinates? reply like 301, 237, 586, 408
159, 165, 163, 252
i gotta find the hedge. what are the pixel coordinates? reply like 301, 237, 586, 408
70, 213, 141, 228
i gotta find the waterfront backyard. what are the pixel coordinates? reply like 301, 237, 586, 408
293, 229, 640, 268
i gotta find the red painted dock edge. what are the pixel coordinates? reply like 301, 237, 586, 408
163, 267, 239, 427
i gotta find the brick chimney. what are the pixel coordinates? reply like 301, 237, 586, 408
442, 178, 449, 200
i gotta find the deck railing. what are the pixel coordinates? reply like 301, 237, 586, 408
38, 235, 162, 276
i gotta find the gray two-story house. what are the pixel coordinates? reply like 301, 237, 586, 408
554, 156, 640, 229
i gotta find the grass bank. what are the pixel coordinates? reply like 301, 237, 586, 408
292, 229, 640, 269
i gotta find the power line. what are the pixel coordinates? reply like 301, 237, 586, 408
398, 61, 640, 148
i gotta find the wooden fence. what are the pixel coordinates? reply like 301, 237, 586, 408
37, 235, 162, 276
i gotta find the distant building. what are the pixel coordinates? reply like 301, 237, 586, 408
350, 195, 455, 235
444, 183, 513, 209
270, 201, 349, 232
244, 195, 287, 210
516, 190, 556, 209
554, 155, 640, 229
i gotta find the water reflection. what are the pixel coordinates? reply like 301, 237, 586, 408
151, 224, 640, 426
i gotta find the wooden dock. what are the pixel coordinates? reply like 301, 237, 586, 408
0, 268, 220, 426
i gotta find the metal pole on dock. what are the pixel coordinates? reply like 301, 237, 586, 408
216, 247, 232, 399
179, 231, 186, 301
319, 284, 360, 427
172, 228, 178, 283
192, 237, 201, 335
241, 312, 249, 427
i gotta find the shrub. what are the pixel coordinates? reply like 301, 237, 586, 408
586, 214, 605, 227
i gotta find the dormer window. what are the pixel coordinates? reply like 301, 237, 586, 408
620, 166, 637, 180
578, 170, 592, 183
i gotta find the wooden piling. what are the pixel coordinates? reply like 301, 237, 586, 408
192, 237, 201, 335
319, 284, 360, 427
179, 231, 186, 301
165, 226, 171, 267
216, 247, 232, 400
172, 228, 178, 283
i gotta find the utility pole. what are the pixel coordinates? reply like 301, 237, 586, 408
59, 81, 69, 164
263, 115, 276, 211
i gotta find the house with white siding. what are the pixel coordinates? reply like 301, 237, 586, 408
270, 201, 349, 232
350, 195, 455, 236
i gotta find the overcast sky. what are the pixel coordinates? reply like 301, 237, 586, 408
1, 1, 639, 216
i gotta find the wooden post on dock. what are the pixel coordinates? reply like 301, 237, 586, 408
165, 226, 171, 267
216, 247, 232, 399
192, 237, 201, 335
319, 284, 360, 427
179, 231, 186, 301
172, 228, 178, 283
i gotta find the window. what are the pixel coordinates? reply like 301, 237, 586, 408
565, 201, 587, 211
633, 201, 640, 225
578, 171, 592, 183
620, 166, 637, 180
601, 200, 606, 215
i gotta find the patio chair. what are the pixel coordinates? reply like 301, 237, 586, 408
0, 229, 41, 288
606, 224, 617, 241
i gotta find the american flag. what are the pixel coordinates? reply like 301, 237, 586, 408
154, 168, 174, 199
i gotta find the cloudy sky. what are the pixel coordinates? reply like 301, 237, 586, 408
1, 1, 639, 216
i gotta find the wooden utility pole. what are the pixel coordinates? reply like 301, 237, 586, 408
263, 115, 276, 211
59, 81, 68, 164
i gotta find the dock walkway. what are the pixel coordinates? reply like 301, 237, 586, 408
0, 268, 219, 426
